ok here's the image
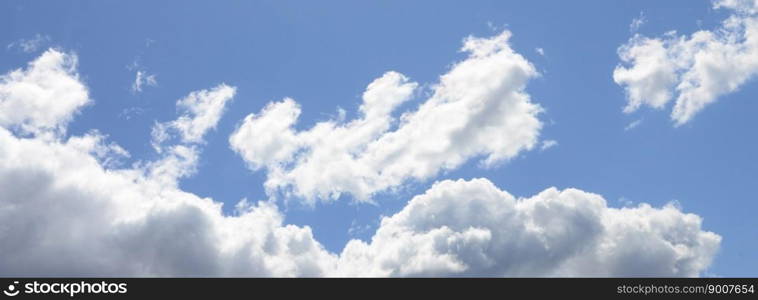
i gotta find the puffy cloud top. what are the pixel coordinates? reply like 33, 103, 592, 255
0, 49, 90, 135
230, 31, 543, 203
614, 0, 758, 125
337, 179, 720, 277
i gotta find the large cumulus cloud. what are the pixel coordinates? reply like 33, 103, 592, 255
337, 179, 720, 277
0, 50, 336, 276
229, 31, 543, 204
0, 47, 720, 277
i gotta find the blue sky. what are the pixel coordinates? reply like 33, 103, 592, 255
1, 0, 756, 276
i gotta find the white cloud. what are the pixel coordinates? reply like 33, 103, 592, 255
0, 49, 90, 136
132, 70, 157, 93
535, 47, 545, 56
630, 12, 646, 33
152, 84, 236, 151
230, 31, 544, 203
0, 130, 337, 276
614, 36, 679, 114
119, 107, 145, 120
1, 129, 721, 277
715, 0, 758, 14
169, 84, 236, 143
336, 178, 721, 277
127, 55, 158, 94
0, 52, 335, 276
0, 127, 722, 277
7, 34, 51, 53
614, 0, 758, 125
540, 139, 558, 151
0, 41, 721, 278
347, 219, 373, 237
624, 118, 644, 131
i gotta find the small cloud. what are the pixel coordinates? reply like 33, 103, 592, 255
624, 118, 643, 131
131, 70, 158, 93
630, 11, 646, 33
486, 21, 507, 32
128, 40, 159, 94
119, 107, 146, 120
336, 107, 346, 122
618, 196, 635, 207
7, 34, 50, 53
535, 47, 545, 56
234, 198, 253, 215
126, 59, 140, 71
347, 219, 372, 237
666, 199, 683, 210
540, 139, 558, 151
487, 21, 495, 31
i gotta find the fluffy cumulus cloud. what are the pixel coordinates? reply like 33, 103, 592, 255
0, 48, 720, 277
230, 31, 544, 203
0, 51, 335, 276
0, 49, 89, 136
336, 179, 720, 277
614, 0, 758, 125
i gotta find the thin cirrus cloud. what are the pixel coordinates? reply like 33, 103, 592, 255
6, 34, 51, 53
540, 139, 558, 151
629, 12, 646, 33
230, 31, 544, 204
0, 45, 721, 277
614, 0, 758, 126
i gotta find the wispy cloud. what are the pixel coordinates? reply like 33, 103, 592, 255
128, 58, 157, 93
7, 34, 50, 53
540, 139, 558, 151
624, 118, 643, 131
629, 11, 646, 33
131, 70, 157, 93
128, 39, 159, 94
119, 107, 146, 120
347, 219, 372, 237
